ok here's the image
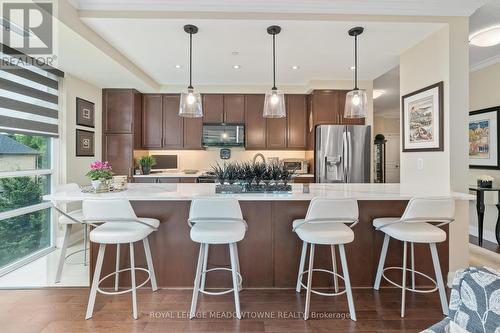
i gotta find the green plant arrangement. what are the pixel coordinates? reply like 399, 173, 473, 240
138, 155, 156, 175
210, 161, 295, 193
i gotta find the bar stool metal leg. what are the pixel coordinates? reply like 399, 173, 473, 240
304, 243, 315, 320
56, 224, 73, 283
411, 242, 415, 290
143, 238, 158, 291
86, 244, 106, 319
339, 244, 356, 321
83, 224, 88, 266
401, 241, 407, 318
229, 243, 242, 319
430, 243, 449, 316
234, 244, 242, 291
190, 243, 205, 319
200, 244, 209, 292
130, 243, 138, 319
330, 245, 339, 293
115, 244, 120, 291
374, 234, 390, 290
296, 241, 307, 293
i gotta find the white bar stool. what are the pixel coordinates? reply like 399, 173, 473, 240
53, 183, 90, 283
373, 197, 455, 318
82, 199, 159, 320
188, 198, 247, 320
293, 198, 358, 321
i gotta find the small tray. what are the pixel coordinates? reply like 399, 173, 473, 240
80, 185, 127, 194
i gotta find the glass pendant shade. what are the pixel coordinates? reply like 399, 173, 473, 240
344, 89, 367, 118
263, 89, 286, 118
179, 88, 203, 118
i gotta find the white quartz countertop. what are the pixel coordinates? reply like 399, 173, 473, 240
44, 183, 474, 202
133, 172, 203, 178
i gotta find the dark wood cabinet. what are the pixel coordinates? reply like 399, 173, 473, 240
162, 95, 183, 149
266, 117, 287, 149
202, 94, 224, 123
286, 95, 307, 149
311, 90, 339, 125
224, 95, 245, 123
103, 89, 137, 133
183, 117, 203, 149
103, 133, 134, 177
245, 95, 267, 150
142, 94, 163, 148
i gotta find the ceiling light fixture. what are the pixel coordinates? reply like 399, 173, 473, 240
373, 89, 385, 99
179, 24, 203, 118
345, 27, 367, 119
175, 64, 182, 69
470, 25, 500, 47
350, 66, 356, 70
291, 65, 300, 70
263, 25, 286, 118
233, 64, 241, 69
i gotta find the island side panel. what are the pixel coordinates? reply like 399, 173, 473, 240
90, 200, 449, 289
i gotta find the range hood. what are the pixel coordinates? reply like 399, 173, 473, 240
202, 123, 245, 147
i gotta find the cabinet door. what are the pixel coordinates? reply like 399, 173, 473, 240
312, 90, 339, 125
307, 95, 315, 150
162, 95, 184, 149
183, 117, 203, 149
286, 95, 307, 149
103, 90, 134, 133
158, 178, 180, 183
224, 95, 245, 123
245, 95, 267, 149
134, 177, 157, 183
103, 134, 133, 177
267, 117, 287, 149
180, 177, 197, 183
339, 90, 365, 125
202, 94, 224, 123
142, 94, 163, 149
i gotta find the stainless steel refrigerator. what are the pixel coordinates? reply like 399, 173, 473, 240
315, 125, 371, 183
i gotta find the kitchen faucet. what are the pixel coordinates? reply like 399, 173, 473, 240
252, 153, 266, 164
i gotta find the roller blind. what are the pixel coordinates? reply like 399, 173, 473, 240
0, 43, 64, 137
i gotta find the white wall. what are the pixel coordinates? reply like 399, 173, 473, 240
399, 27, 450, 192
468, 62, 500, 242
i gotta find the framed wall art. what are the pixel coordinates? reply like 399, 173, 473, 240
76, 129, 95, 157
469, 106, 500, 169
76, 97, 95, 128
401, 81, 444, 152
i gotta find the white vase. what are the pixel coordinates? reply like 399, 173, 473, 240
91, 179, 101, 191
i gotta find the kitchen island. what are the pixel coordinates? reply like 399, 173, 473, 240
44, 183, 473, 289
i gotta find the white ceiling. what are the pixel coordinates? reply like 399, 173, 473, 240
373, 66, 399, 118
80, 17, 443, 86
469, 0, 500, 70
70, 0, 485, 16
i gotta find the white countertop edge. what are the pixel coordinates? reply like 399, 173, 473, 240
43, 183, 475, 202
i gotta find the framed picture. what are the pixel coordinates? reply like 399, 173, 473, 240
76, 97, 95, 128
401, 81, 444, 152
469, 106, 500, 169
76, 129, 94, 157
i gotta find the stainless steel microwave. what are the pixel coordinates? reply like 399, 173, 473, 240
202, 124, 245, 147
282, 159, 308, 174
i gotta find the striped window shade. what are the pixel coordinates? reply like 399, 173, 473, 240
0, 43, 64, 137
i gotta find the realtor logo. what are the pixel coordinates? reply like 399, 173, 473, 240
2, 2, 53, 54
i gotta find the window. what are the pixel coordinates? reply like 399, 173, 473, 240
0, 43, 63, 275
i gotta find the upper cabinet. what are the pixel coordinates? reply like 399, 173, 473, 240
286, 95, 307, 150
310, 90, 364, 126
162, 95, 184, 149
202, 94, 224, 123
223, 95, 245, 123
245, 95, 267, 150
142, 94, 163, 149
103, 89, 141, 134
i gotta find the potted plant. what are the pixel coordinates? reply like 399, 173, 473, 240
477, 175, 494, 188
86, 161, 113, 191
138, 155, 156, 175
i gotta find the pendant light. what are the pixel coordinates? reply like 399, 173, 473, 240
179, 24, 203, 118
344, 27, 367, 119
263, 25, 286, 118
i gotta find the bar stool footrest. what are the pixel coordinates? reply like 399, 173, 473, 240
299, 269, 346, 296
382, 266, 438, 293
97, 267, 151, 295
199, 267, 243, 296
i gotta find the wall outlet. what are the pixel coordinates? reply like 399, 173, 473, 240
417, 158, 424, 170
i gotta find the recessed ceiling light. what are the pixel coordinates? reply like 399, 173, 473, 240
175, 64, 182, 69
470, 25, 500, 47
233, 64, 241, 69
350, 66, 356, 70
373, 89, 385, 99
291, 65, 300, 70
232, 51, 240, 56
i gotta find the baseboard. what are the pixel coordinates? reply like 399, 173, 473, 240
469, 226, 497, 243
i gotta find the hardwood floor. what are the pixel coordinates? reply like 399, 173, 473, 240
469, 235, 500, 254
0, 288, 446, 332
